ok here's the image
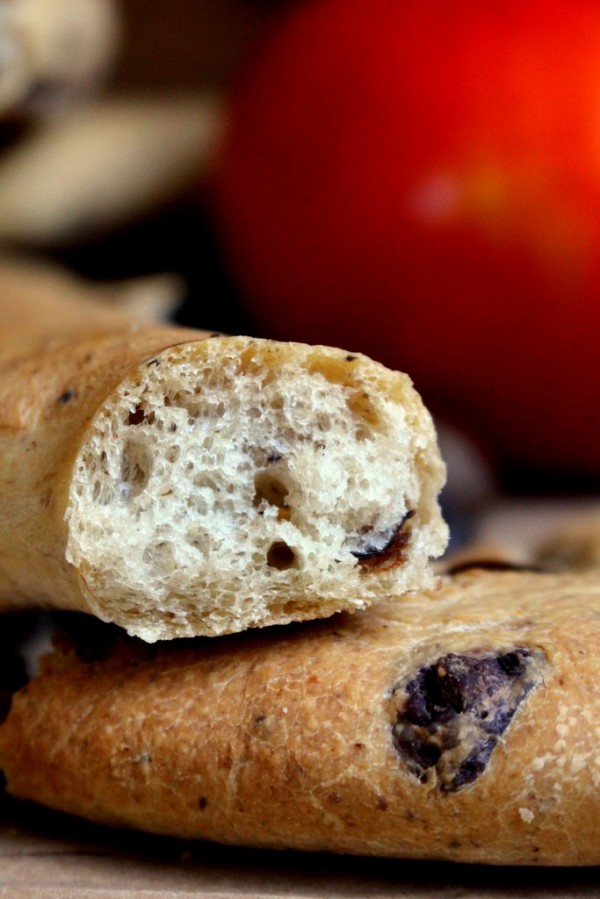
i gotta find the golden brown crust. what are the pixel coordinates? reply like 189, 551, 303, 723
0, 277, 202, 614
1, 569, 599, 865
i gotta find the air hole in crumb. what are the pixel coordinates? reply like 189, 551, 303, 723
267, 541, 297, 570
166, 446, 180, 464
119, 440, 151, 500
143, 541, 174, 568
253, 473, 289, 509
187, 530, 206, 552
91, 479, 114, 505
187, 495, 208, 515
193, 473, 218, 491
281, 599, 299, 615
128, 407, 146, 426
165, 391, 190, 411
165, 391, 227, 421
347, 390, 380, 430
308, 356, 353, 385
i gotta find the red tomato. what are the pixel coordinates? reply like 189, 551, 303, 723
214, 0, 600, 476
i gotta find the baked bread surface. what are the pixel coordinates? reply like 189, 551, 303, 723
65, 336, 447, 639
0, 283, 447, 640
1, 569, 598, 865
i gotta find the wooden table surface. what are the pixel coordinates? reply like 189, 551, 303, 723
1, 791, 598, 898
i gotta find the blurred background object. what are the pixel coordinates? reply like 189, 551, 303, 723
1, 0, 599, 547
0, 0, 266, 332
0, 255, 185, 335
212, 0, 600, 488
0, 0, 272, 330
0, 95, 224, 245
111, 0, 265, 94
0, 0, 120, 117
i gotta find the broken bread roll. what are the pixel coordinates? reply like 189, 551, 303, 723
1, 568, 598, 864
0, 294, 447, 641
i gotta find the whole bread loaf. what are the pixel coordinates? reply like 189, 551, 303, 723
0, 267, 447, 640
1, 568, 598, 865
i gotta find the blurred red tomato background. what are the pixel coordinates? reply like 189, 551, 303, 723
214, 0, 600, 479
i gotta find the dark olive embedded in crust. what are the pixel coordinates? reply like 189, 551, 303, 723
391, 647, 544, 791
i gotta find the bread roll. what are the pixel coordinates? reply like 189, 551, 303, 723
0, 282, 447, 640
1, 568, 598, 865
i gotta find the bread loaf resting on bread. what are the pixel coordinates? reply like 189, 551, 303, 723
1, 568, 598, 865
0, 282, 447, 640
